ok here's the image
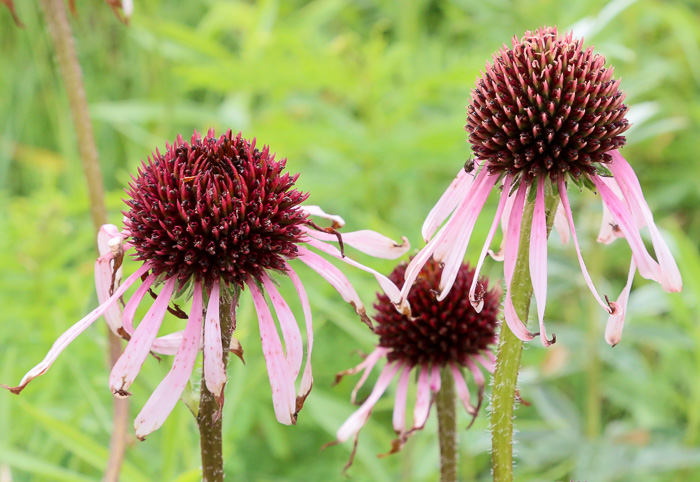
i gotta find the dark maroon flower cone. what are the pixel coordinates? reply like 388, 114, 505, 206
466, 26, 630, 181
124, 129, 309, 288
374, 258, 499, 367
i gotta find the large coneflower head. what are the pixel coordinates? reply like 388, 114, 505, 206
466, 26, 630, 180
124, 129, 309, 288
375, 259, 499, 366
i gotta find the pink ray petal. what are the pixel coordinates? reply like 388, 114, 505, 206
422, 166, 476, 242
392, 365, 411, 435
450, 363, 476, 415
303, 239, 402, 305
474, 353, 495, 373
2, 264, 151, 394
592, 176, 661, 284
412, 366, 432, 430
203, 282, 227, 400
558, 177, 615, 314
133, 280, 204, 439
553, 202, 570, 245
466, 359, 485, 408
605, 258, 636, 346
248, 281, 297, 425
503, 183, 537, 341
284, 262, 314, 406
488, 189, 517, 261
299, 205, 345, 227
529, 178, 555, 347
438, 172, 498, 301
122, 274, 157, 333
261, 274, 303, 380
150, 332, 186, 356
296, 246, 372, 326
348, 348, 389, 404
430, 364, 441, 393
336, 362, 401, 442
302, 228, 410, 259
469, 177, 512, 311
109, 276, 176, 396
95, 225, 125, 334
608, 151, 682, 292
596, 177, 625, 244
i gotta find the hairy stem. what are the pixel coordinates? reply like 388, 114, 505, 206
491, 184, 558, 482
38, 2, 124, 481
199, 289, 236, 482
436, 366, 457, 482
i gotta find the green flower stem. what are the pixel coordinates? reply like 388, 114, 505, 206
436, 366, 457, 482
198, 289, 236, 482
491, 184, 558, 482
38, 2, 123, 481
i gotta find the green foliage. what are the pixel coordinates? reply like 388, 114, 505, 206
1, 0, 699, 480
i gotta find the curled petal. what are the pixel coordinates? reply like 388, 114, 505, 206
302, 228, 410, 259
299, 205, 345, 228
284, 263, 314, 410
529, 178, 555, 347
2, 264, 151, 394
95, 225, 125, 334
109, 277, 177, 396
248, 281, 297, 425
422, 167, 476, 242
605, 259, 636, 346
261, 274, 303, 380
203, 282, 226, 400
133, 281, 203, 439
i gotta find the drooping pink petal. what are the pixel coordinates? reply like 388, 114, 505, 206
475, 353, 495, 373
596, 177, 626, 245
122, 274, 157, 334
466, 359, 485, 409
450, 363, 476, 415
302, 228, 410, 259
150, 332, 186, 356
558, 177, 615, 314
412, 366, 432, 430
346, 348, 389, 404
529, 178, 555, 347
248, 281, 297, 425
503, 183, 537, 341
430, 364, 441, 393
468, 177, 512, 311
296, 245, 372, 326
392, 365, 411, 435
133, 280, 204, 439
284, 262, 314, 406
605, 259, 636, 346
488, 188, 517, 261
299, 205, 346, 227
553, 202, 570, 245
422, 166, 476, 242
608, 151, 682, 292
203, 282, 227, 400
2, 264, 151, 394
109, 276, 177, 396
261, 274, 303, 380
95, 224, 125, 334
593, 176, 662, 284
336, 362, 401, 442
304, 239, 403, 306
438, 171, 499, 300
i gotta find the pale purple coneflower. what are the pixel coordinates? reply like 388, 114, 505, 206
329, 258, 499, 468
3, 129, 409, 439
398, 27, 682, 347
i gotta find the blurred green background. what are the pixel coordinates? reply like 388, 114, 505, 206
1, 0, 699, 480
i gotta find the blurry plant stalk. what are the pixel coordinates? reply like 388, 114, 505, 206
38, 1, 126, 481
491, 183, 559, 482
198, 289, 236, 482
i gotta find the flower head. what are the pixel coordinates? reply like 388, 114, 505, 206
402, 27, 681, 347
330, 259, 498, 468
3, 129, 410, 438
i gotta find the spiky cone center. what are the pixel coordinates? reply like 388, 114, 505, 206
374, 259, 499, 367
466, 26, 630, 181
124, 130, 309, 288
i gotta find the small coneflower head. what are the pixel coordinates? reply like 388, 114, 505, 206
330, 260, 498, 468
466, 26, 629, 181
375, 259, 499, 366
124, 130, 309, 288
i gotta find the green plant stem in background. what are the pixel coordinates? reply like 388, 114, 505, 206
199, 289, 236, 482
585, 242, 602, 440
37, 2, 125, 481
436, 366, 457, 482
491, 187, 558, 482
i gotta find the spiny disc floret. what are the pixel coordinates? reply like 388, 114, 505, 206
374, 259, 499, 367
466, 26, 630, 180
124, 129, 309, 287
